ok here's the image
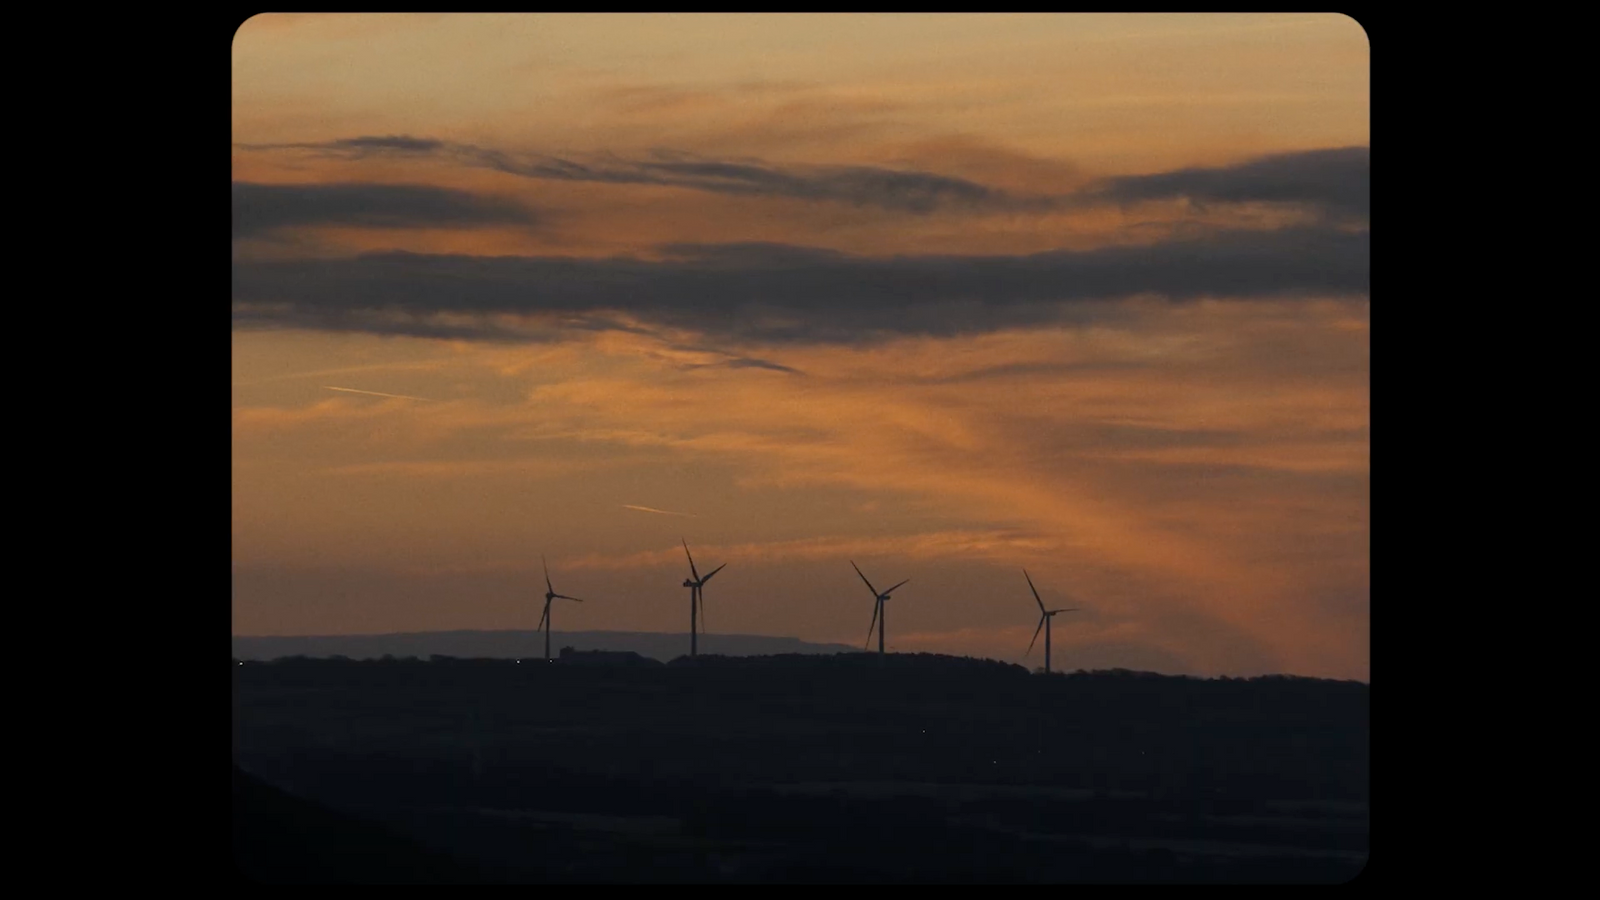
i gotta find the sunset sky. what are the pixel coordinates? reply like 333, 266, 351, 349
232, 13, 1369, 680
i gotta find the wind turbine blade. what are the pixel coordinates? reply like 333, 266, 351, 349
701, 562, 727, 583
1050, 608, 1078, 614
556, 595, 583, 602
865, 599, 880, 649
883, 578, 910, 596
700, 592, 708, 634
1026, 615, 1045, 656
682, 538, 700, 582
1024, 569, 1045, 613
850, 560, 879, 597
543, 555, 553, 594
537, 604, 549, 631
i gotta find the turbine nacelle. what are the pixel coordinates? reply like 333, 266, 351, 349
680, 540, 727, 590
538, 556, 583, 638
853, 561, 910, 652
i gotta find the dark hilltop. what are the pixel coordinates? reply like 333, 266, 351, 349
234, 650, 1367, 883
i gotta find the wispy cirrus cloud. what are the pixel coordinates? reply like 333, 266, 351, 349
561, 530, 1061, 572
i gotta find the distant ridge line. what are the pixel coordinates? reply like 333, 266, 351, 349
231, 629, 857, 663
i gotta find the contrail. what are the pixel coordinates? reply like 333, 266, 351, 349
323, 386, 434, 402
232, 362, 436, 388
622, 504, 696, 518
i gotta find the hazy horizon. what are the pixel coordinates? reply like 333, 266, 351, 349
229, 625, 1362, 681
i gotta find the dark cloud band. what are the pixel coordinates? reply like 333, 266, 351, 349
238, 138, 1367, 222
232, 181, 540, 238
1085, 147, 1369, 222
233, 226, 1368, 344
241, 140, 1042, 215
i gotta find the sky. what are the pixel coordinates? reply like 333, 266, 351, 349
232, 13, 1369, 680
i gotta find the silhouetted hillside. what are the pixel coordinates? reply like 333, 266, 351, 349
233, 765, 483, 883
233, 653, 1367, 883
232, 629, 855, 662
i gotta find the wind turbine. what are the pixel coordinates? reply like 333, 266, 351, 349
538, 556, 583, 662
1024, 569, 1077, 674
680, 539, 726, 657
852, 561, 909, 655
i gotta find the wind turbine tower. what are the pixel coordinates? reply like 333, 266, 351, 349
539, 556, 584, 662
680, 539, 726, 657
1024, 569, 1077, 674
